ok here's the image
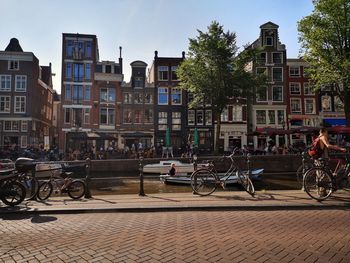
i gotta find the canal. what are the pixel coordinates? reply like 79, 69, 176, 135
89, 172, 300, 195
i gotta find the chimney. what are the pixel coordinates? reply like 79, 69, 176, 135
119, 46, 123, 74
182, 51, 185, 59
154, 50, 158, 58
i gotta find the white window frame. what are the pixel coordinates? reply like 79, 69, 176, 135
188, 110, 195, 125
272, 86, 283, 102
134, 92, 143, 104
289, 66, 300, 77
290, 98, 302, 113
83, 108, 90, 124
20, 135, 28, 148
321, 95, 332, 112
158, 66, 169, 81
123, 109, 132, 124
265, 36, 273, 46
197, 110, 204, 125
304, 98, 315, 114
303, 83, 314, 95
221, 108, 228, 122
15, 75, 27, 92
14, 96, 26, 113
0, 75, 11, 91
64, 108, 71, 124
158, 111, 167, 130
21, 120, 28, 132
172, 112, 181, 130
8, 60, 19, 70
123, 92, 132, 104
171, 66, 178, 80
272, 52, 283, 64
100, 108, 115, 126
256, 110, 266, 125
232, 105, 243, 122
290, 83, 301, 95
272, 67, 283, 82
205, 110, 212, 125
256, 86, 268, 102
144, 93, 153, 104
158, 87, 168, 105
144, 109, 153, 123
171, 88, 182, 105
134, 110, 142, 124
0, 96, 11, 113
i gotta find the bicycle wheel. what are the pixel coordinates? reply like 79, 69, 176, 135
37, 181, 53, 201
67, 180, 86, 199
190, 168, 218, 196
303, 167, 333, 201
296, 162, 313, 188
19, 174, 39, 200
236, 170, 255, 196
1, 181, 26, 206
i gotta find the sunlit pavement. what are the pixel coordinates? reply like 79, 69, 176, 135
1, 210, 350, 262
0, 190, 349, 214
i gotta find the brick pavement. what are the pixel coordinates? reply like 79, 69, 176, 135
1, 210, 350, 262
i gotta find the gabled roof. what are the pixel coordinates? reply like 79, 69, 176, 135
260, 21, 279, 29
5, 38, 23, 52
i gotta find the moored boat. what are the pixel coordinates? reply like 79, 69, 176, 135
143, 160, 194, 174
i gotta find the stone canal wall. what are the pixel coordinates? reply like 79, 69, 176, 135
89, 154, 302, 176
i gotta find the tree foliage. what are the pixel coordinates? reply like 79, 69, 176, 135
298, 0, 350, 125
177, 21, 263, 152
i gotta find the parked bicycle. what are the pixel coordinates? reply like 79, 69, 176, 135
0, 172, 26, 206
190, 153, 255, 196
296, 148, 314, 188
37, 169, 86, 201
303, 155, 350, 201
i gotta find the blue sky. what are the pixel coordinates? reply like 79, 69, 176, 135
0, 0, 314, 93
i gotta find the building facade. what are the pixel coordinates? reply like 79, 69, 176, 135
0, 38, 54, 151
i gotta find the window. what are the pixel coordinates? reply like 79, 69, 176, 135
258, 53, 266, 64
144, 109, 153, 123
188, 110, 195, 125
268, 110, 275, 124
64, 108, 71, 124
171, 88, 182, 105
8, 60, 19, 70
123, 109, 132, 123
83, 109, 90, 124
86, 41, 92, 58
21, 121, 28, 132
66, 40, 73, 57
123, 93, 132, 104
134, 77, 143, 88
272, 68, 283, 81
66, 63, 72, 79
84, 86, 91, 100
272, 86, 283, 101
304, 83, 314, 95
256, 67, 267, 75
14, 96, 26, 113
21, 136, 27, 148
289, 66, 300, 76
105, 65, 112, 73
205, 110, 212, 125
100, 88, 115, 103
221, 108, 228, 122
158, 66, 168, 81
85, 64, 91, 80
134, 110, 142, 123
158, 87, 168, 105
291, 98, 301, 113
188, 93, 194, 104
73, 63, 84, 82
256, 86, 267, 102
0, 96, 10, 113
277, 110, 285, 125
144, 93, 153, 104
65, 85, 72, 100
4, 120, 19, 131
197, 110, 203, 125
305, 99, 315, 114
334, 96, 344, 112
232, 106, 243, 121
172, 112, 181, 130
265, 36, 273, 46
321, 95, 332, 112
272, 53, 283, 64
73, 85, 83, 104
100, 108, 115, 125
0, 75, 11, 91
171, 66, 178, 80
290, 83, 301, 95
15, 75, 26, 92
158, 112, 167, 130
256, 110, 266, 124
134, 93, 143, 104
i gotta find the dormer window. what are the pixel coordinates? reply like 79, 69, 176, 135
8, 60, 19, 70
105, 65, 112, 73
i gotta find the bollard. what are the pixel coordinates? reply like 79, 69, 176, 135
193, 154, 198, 171
301, 151, 306, 191
247, 153, 251, 178
139, 155, 145, 196
84, 158, 92, 198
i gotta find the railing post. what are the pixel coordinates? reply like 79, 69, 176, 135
301, 152, 306, 191
84, 158, 92, 198
193, 154, 198, 171
247, 153, 251, 178
139, 155, 145, 196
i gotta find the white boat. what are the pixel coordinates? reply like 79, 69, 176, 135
160, 168, 264, 185
143, 160, 194, 174
35, 162, 62, 177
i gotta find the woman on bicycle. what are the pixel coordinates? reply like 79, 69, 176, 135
318, 128, 346, 157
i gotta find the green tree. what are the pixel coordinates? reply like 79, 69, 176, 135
298, 0, 350, 126
177, 21, 264, 153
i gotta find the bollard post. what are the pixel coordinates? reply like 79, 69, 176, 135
247, 153, 251, 178
84, 158, 92, 198
193, 154, 198, 171
301, 151, 306, 191
139, 155, 145, 196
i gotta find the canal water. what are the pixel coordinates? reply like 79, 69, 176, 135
89, 172, 300, 195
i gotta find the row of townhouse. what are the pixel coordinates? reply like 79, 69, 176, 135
0, 21, 345, 156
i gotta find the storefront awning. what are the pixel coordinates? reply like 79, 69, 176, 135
324, 118, 347, 126
121, 132, 153, 138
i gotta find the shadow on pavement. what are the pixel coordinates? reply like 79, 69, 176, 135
146, 195, 181, 202
0, 212, 57, 223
